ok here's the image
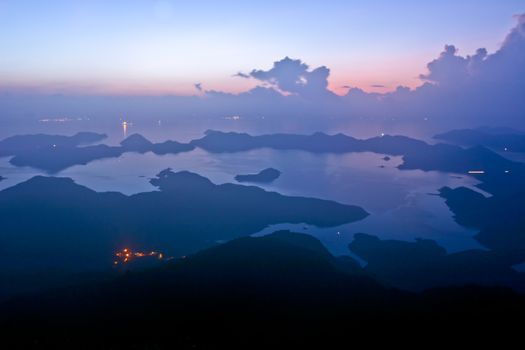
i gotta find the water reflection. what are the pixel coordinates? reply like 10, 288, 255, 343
122, 121, 128, 136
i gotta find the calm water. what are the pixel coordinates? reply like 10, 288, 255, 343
0, 119, 486, 257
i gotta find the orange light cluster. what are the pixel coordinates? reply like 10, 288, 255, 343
114, 247, 166, 265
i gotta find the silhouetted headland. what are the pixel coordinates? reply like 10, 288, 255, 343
436, 156, 525, 278
2, 130, 523, 177
440, 183, 525, 256
0, 132, 107, 156
235, 167, 281, 183
191, 130, 521, 174
0, 132, 195, 172
435, 127, 525, 153
120, 133, 195, 154
349, 233, 525, 291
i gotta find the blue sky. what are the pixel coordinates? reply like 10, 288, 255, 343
0, 0, 523, 94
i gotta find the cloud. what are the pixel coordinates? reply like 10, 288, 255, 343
370, 84, 385, 88
233, 72, 250, 78
247, 57, 333, 98
477, 13, 525, 82
1, 14, 524, 130
418, 14, 525, 90
419, 45, 470, 85
397, 13, 525, 124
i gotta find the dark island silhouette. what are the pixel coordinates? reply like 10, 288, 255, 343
9, 143, 125, 173
235, 167, 281, 183
349, 233, 525, 291
120, 133, 195, 155
191, 130, 521, 174
440, 182, 525, 256
2, 130, 523, 176
424, 154, 525, 294
435, 127, 525, 153
0, 169, 367, 300
435, 127, 525, 256
0, 132, 195, 173
1, 231, 524, 348
0, 132, 107, 157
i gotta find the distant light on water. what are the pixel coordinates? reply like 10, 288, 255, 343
39, 117, 73, 123
225, 115, 241, 121
121, 121, 133, 136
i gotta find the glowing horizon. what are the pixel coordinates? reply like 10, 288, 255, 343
0, 1, 523, 96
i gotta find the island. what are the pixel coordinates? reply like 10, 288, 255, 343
120, 133, 195, 155
348, 233, 525, 291
0, 132, 195, 173
435, 153, 525, 281
434, 127, 525, 153
0, 132, 107, 157
3, 130, 523, 177
190, 130, 522, 174
440, 183, 525, 255
235, 168, 281, 183
0, 169, 368, 300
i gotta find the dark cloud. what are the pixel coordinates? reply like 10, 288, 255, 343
194, 83, 203, 92
233, 72, 250, 78
370, 84, 385, 88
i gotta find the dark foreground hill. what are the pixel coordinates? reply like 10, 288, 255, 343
0, 170, 367, 300
2, 231, 524, 348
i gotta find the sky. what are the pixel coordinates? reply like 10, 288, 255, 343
0, 0, 523, 95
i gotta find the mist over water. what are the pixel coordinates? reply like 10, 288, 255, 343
0, 113, 447, 143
